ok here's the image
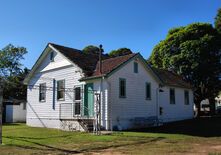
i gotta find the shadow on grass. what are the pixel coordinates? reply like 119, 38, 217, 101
4, 136, 81, 154
78, 137, 165, 153
3, 123, 24, 126
4, 135, 165, 154
129, 116, 221, 137
3, 134, 72, 140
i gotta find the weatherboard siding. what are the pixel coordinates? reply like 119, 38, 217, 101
27, 49, 84, 129
107, 58, 194, 130
5, 103, 26, 123
85, 79, 109, 130
108, 59, 159, 130
36, 49, 73, 73
158, 86, 194, 122
27, 47, 194, 131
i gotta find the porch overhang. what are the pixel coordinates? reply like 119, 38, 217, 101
79, 74, 106, 81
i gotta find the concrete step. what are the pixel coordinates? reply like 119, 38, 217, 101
78, 119, 94, 132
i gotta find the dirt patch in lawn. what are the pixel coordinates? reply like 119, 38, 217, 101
85, 139, 221, 155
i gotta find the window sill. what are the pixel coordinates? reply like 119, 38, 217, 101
57, 98, 65, 101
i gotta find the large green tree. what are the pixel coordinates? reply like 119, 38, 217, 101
109, 48, 133, 57
149, 23, 221, 115
215, 8, 221, 34
3, 68, 29, 100
0, 44, 27, 77
0, 44, 28, 100
82, 45, 100, 55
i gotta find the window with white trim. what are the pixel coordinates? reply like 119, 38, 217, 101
184, 90, 189, 105
39, 83, 46, 102
134, 62, 138, 73
146, 82, 151, 100
119, 78, 126, 98
57, 80, 65, 100
74, 86, 81, 115
170, 88, 175, 104
50, 51, 54, 61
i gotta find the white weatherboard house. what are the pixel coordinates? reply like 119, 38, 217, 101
24, 43, 194, 131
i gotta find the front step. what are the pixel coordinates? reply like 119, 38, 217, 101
78, 119, 94, 132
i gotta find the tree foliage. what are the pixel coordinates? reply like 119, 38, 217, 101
215, 8, 221, 34
0, 44, 28, 100
109, 48, 133, 57
149, 23, 221, 114
3, 68, 29, 100
0, 44, 27, 77
82, 45, 100, 55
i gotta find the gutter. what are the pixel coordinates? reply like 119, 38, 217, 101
79, 74, 106, 82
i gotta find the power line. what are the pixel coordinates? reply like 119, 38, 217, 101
2, 77, 79, 92
28, 84, 76, 92
27, 84, 98, 93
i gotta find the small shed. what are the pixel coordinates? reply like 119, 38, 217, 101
3, 99, 26, 123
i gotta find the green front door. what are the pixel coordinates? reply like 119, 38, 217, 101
84, 83, 94, 117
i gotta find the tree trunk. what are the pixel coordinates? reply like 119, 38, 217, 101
209, 97, 216, 116
195, 101, 201, 117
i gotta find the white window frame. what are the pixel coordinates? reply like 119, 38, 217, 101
57, 80, 65, 101
170, 88, 175, 104
50, 51, 54, 62
184, 90, 190, 105
146, 82, 151, 100
74, 86, 82, 116
39, 83, 46, 102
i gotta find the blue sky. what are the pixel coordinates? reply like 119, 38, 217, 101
0, 0, 220, 69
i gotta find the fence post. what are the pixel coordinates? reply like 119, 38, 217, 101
0, 79, 4, 145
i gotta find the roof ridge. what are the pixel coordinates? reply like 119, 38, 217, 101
49, 42, 82, 52
90, 52, 139, 78
101, 53, 138, 62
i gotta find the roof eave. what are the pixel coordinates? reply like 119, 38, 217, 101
138, 55, 164, 85
49, 44, 86, 77
79, 74, 106, 81
24, 43, 86, 85
105, 53, 139, 78
80, 54, 139, 81
163, 83, 193, 90
79, 53, 164, 86
23, 44, 51, 85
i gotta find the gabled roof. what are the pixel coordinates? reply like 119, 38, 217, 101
24, 43, 101, 84
80, 53, 192, 89
49, 43, 99, 76
152, 68, 192, 89
24, 43, 192, 89
80, 53, 164, 84
93, 53, 137, 76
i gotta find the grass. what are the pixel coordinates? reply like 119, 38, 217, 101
0, 117, 221, 155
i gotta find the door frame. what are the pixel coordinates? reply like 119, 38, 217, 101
84, 83, 94, 117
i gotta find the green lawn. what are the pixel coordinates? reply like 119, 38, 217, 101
1, 117, 221, 155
